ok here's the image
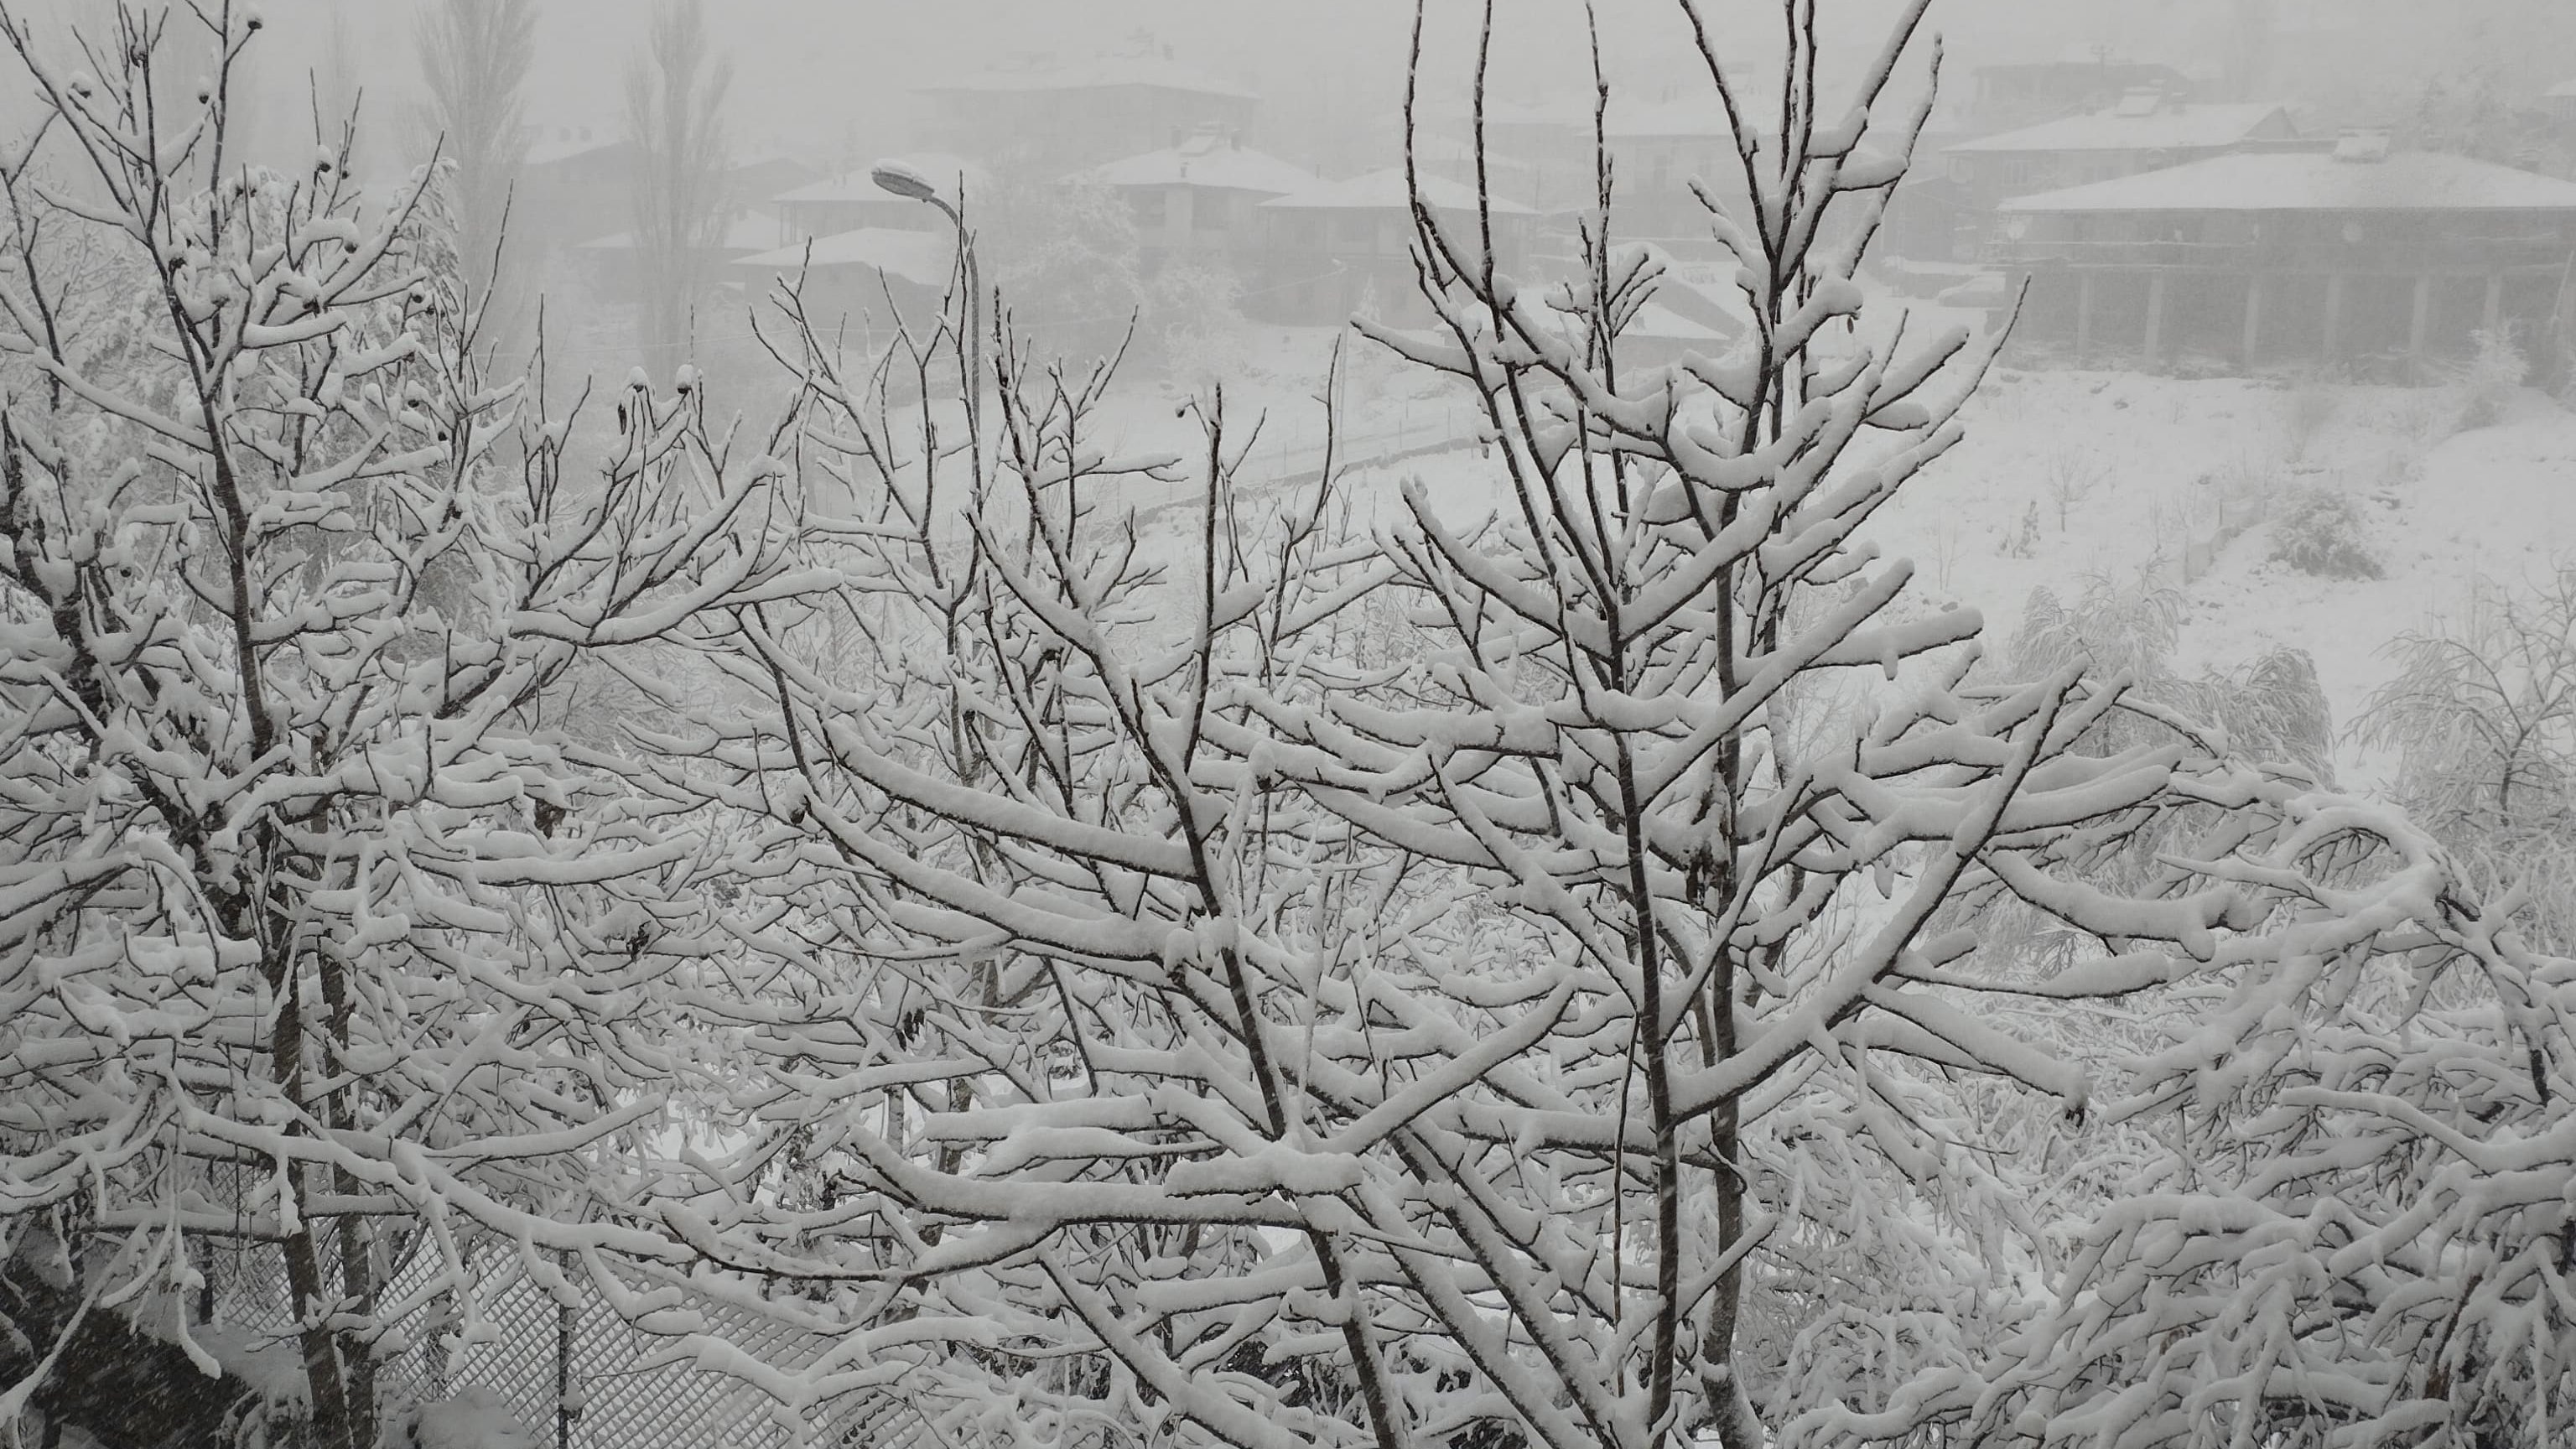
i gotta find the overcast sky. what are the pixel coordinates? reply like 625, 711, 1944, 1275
8, 0, 2572, 173
53, 0, 2106, 153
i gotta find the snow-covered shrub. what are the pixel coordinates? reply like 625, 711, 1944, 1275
979, 168, 1147, 361
2041, 444, 2101, 532
2450, 325, 2528, 433
386, 1391, 538, 1449
2283, 382, 2336, 463
2267, 482, 2383, 579
1940, 605, 2576, 1449
2003, 500, 2041, 558
2353, 564, 2576, 950
1145, 260, 1248, 389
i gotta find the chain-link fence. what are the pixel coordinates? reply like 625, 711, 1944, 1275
185, 1238, 926, 1449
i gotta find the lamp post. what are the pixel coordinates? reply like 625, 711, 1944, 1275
873, 160, 983, 462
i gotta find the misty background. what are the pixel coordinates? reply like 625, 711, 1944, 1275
9, 0, 2569, 377
20, 0, 2565, 168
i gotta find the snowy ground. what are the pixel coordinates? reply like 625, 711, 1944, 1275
813, 307, 2573, 791
1117, 325, 2576, 789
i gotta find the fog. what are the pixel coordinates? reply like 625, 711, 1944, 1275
32, 3, 2570, 177
11, 5, 2576, 1448
138, 4, 2576, 135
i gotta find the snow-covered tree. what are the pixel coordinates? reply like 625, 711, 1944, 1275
622, 0, 730, 383
0, 7, 811, 1446
1810, 566, 2576, 1446
659, 209, 1394, 1436
669, 3, 2576, 1447
413, 0, 538, 367
6, 8, 2558, 1449
1937, 744, 2576, 1448
641, 5, 2470, 1449
2355, 565, 2576, 892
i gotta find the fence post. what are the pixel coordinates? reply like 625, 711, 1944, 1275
556, 1253, 576, 1449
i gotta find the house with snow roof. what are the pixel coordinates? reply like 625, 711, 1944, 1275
769, 156, 989, 247
573, 211, 788, 296
1989, 138, 2576, 376
1959, 53, 2194, 135
1600, 96, 1753, 249
1075, 132, 1321, 277
1476, 100, 1597, 215
2547, 79, 2576, 127
517, 130, 637, 259
1945, 95, 2299, 217
914, 50, 1260, 171
1394, 99, 1597, 221
1255, 169, 1535, 325
728, 226, 956, 340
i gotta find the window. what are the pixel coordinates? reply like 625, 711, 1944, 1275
1193, 190, 1229, 233
1130, 190, 1163, 230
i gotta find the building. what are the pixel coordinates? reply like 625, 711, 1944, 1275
729, 156, 825, 217
571, 211, 786, 295
538, 141, 831, 309
914, 54, 1260, 173
517, 132, 637, 260
2547, 79, 2576, 127
1990, 141, 2576, 376
769, 156, 988, 247
1400, 98, 1595, 223
1601, 97, 1748, 251
1944, 96, 2298, 217
1078, 133, 1321, 277
1480, 100, 1596, 216
1960, 55, 2194, 135
1255, 169, 1535, 326
730, 227, 955, 339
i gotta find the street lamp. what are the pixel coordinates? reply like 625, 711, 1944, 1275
869, 160, 948, 214
872, 158, 982, 460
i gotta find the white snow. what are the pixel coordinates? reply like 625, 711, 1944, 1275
390, 1390, 541, 1449
1257, 352, 2576, 787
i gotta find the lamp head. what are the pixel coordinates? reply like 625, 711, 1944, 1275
871, 161, 939, 202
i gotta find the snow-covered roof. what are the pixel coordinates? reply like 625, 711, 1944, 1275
524, 133, 626, 168
1625, 302, 1732, 341
734, 227, 955, 288
2001, 150, 2576, 212
1410, 96, 1595, 133
918, 55, 1257, 102
1964, 42, 2182, 75
1602, 96, 1738, 141
1080, 139, 1320, 195
1486, 98, 1594, 129
2548, 78, 2576, 100
576, 212, 782, 254
1260, 168, 1535, 215
1949, 101, 2291, 154
772, 155, 993, 207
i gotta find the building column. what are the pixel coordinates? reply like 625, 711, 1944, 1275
2408, 273, 2434, 380
2075, 270, 2096, 361
2241, 273, 2264, 371
2322, 273, 2346, 366
2484, 273, 2506, 340
2142, 270, 2168, 363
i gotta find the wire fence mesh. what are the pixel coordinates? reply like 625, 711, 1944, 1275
182, 1235, 927, 1449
